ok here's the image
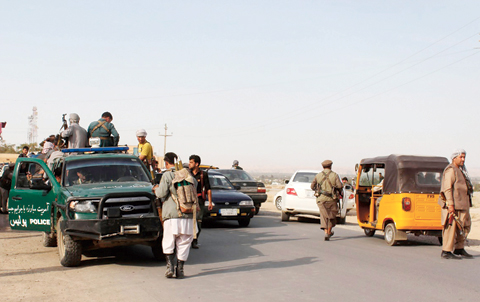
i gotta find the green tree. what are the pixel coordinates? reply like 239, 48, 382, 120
15, 142, 42, 153
0, 141, 16, 153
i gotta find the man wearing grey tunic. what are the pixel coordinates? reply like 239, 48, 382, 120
61, 113, 88, 149
153, 152, 196, 278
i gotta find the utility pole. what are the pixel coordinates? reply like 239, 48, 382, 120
158, 124, 172, 169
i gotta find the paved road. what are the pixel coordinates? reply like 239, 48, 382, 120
1, 210, 479, 302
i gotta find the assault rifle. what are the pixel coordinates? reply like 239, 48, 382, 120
57, 114, 68, 147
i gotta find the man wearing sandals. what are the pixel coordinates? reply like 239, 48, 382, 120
311, 160, 343, 241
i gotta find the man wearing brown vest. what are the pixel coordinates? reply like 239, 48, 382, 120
439, 149, 473, 259
311, 160, 343, 241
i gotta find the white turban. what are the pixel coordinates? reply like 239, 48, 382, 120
451, 149, 466, 160
136, 129, 147, 137
69, 113, 80, 124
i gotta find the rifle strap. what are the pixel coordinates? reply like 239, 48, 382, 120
322, 171, 333, 190
91, 120, 111, 136
200, 171, 205, 200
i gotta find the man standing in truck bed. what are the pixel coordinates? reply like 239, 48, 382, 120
87, 112, 120, 147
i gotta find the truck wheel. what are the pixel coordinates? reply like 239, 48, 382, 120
42, 232, 57, 247
238, 218, 251, 227
281, 211, 290, 222
336, 216, 346, 224
151, 237, 164, 261
364, 228, 376, 237
57, 217, 82, 267
384, 223, 398, 246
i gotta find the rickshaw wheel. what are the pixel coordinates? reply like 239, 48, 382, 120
364, 228, 376, 237
384, 223, 398, 246
437, 236, 443, 245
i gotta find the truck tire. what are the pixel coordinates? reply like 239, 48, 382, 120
281, 211, 290, 222
384, 223, 398, 246
151, 237, 164, 261
238, 218, 250, 227
57, 217, 82, 267
42, 232, 57, 247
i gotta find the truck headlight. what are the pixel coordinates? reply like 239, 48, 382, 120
239, 200, 253, 206
70, 201, 97, 213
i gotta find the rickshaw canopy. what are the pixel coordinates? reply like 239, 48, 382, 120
359, 154, 449, 194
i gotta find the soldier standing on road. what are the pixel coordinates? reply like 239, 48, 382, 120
153, 152, 196, 278
311, 160, 343, 241
61, 113, 88, 149
87, 112, 120, 147
439, 149, 473, 259
188, 154, 213, 249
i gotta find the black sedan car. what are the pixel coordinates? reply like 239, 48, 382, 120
216, 169, 267, 215
203, 171, 255, 227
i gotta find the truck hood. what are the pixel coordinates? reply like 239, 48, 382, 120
64, 182, 153, 198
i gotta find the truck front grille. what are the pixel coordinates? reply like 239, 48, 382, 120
102, 196, 153, 218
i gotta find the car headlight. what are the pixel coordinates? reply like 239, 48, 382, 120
205, 201, 215, 206
69, 200, 97, 213
239, 200, 253, 206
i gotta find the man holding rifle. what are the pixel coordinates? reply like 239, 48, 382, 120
439, 149, 473, 259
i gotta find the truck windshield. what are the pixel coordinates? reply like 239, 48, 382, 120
64, 158, 150, 186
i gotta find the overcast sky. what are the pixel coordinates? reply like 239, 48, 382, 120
1, 1, 479, 176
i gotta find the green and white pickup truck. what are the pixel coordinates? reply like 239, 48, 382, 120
8, 147, 163, 267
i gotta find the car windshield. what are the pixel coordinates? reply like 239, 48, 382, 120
64, 157, 150, 186
209, 174, 235, 190
218, 169, 255, 181
292, 172, 317, 183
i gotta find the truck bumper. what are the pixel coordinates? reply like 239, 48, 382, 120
62, 216, 162, 241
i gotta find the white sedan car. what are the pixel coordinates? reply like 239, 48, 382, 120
277, 170, 355, 224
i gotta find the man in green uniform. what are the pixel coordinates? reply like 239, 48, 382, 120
87, 112, 120, 147
311, 160, 343, 241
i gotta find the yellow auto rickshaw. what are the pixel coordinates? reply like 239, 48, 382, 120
355, 155, 449, 245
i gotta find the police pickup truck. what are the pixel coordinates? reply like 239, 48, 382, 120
8, 147, 162, 267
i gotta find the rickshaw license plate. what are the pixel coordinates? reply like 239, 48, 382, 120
220, 208, 238, 216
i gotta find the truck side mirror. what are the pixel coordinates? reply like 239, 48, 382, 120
355, 163, 358, 172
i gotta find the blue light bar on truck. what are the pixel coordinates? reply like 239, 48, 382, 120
61, 147, 129, 153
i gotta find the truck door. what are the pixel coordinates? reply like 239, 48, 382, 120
8, 159, 56, 232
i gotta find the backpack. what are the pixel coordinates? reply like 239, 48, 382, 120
170, 168, 198, 214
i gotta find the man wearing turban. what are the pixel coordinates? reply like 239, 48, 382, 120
439, 149, 473, 259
